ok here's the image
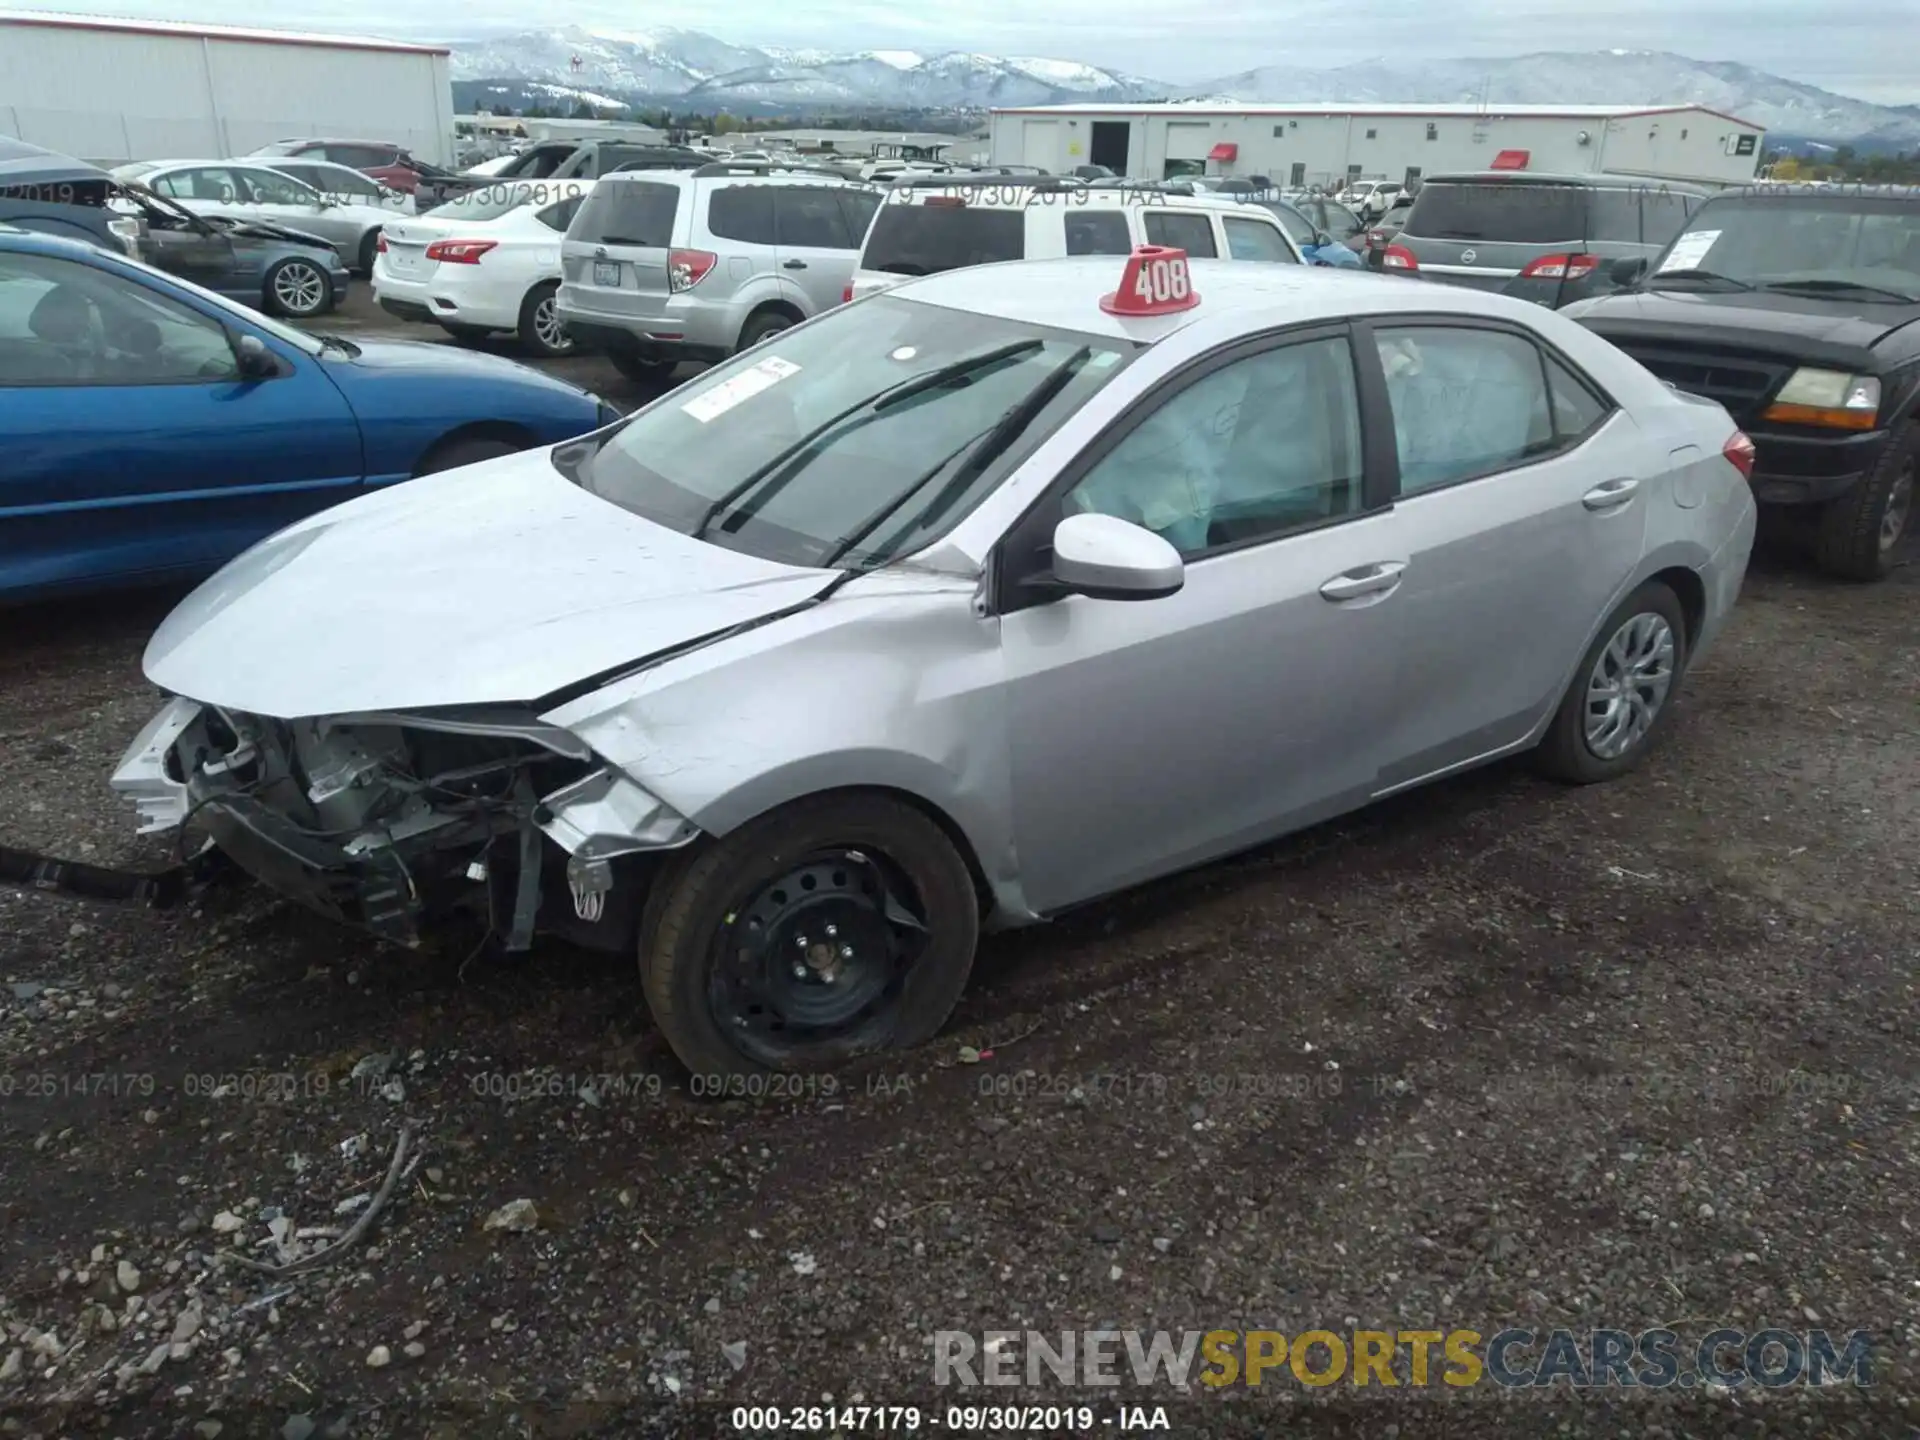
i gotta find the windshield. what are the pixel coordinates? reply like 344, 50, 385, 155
1406, 181, 1586, 244
431, 180, 587, 222
569, 294, 1136, 569
1648, 195, 1920, 301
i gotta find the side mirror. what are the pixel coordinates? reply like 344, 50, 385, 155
1047, 513, 1184, 601
232, 332, 278, 379
1612, 256, 1649, 287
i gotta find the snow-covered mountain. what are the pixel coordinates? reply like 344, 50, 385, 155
447, 29, 1920, 144
1196, 50, 1920, 146
448, 26, 1162, 109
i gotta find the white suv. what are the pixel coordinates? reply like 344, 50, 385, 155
557, 164, 883, 382
848, 180, 1304, 301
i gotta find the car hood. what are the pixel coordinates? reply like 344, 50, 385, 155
142, 451, 839, 718
314, 336, 598, 406
207, 215, 338, 252
1566, 287, 1920, 366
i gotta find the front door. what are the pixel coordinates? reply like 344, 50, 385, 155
0, 249, 362, 597
998, 328, 1406, 914
1357, 319, 1653, 789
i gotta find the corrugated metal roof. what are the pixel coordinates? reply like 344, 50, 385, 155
0, 8, 448, 55
992, 101, 1763, 126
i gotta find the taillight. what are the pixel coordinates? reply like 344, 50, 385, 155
376, 233, 388, 253
424, 239, 496, 264
1381, 244, 1417, 271
842, 284, 854, 303
1519, 252, 1600, 280
1722, 430, 1756, 480
668, 248, 717, 292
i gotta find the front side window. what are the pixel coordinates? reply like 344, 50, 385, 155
1374, 326, 1556, 494
1065, 337, 1364, 557
1546, 355, 1611, 438
1262, 203, 1317, 247
155, 168, 242, 203
0, 250, 239, 385
567, 294, 1137, 570
1143, 211, 1217, 258
1223, 216, 1297, 263
537, 195, 586, 232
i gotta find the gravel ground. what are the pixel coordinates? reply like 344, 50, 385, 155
0, 312, 1915, 1438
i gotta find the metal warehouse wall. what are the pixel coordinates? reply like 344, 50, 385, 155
992, 109, 1763, 187
0, 23, 455, 166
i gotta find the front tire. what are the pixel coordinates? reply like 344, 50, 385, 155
640, 794, 979, 1079
1534, 580, 1689, 784
264, 258, 332, 319
516, 281, 573, 358
608, 350, 677, 383
1812, 424, 1915, 581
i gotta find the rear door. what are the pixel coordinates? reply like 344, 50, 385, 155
1399, 179, 1589, 291
0, 247, 362, 597
1357, 317, 1653, 787
561, 178, 682, 321
771, 184, 860, 312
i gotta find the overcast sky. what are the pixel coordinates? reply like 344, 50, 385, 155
63, 0, 1920, 104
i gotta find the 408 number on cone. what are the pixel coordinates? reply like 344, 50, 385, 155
1133, 255, 1191, 304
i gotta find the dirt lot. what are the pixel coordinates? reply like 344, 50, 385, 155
0, 310, 1915, 1437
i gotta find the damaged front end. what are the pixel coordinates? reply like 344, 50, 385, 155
110, 697, 697, 951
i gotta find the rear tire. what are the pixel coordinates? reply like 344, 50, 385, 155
516, 281, 573, 358
608, 350, 676, 383
1533, 580, 1689, 785
263, 258, 331, 319
356, 230, 380, 277
639, 793, 979, 1079
415, 435, 521, 475
1812, 424, 1915, 581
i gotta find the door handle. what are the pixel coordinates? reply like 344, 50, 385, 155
1319, 561, 1406, 602
1582, 477, 1639, 511
782, 259, 808, 270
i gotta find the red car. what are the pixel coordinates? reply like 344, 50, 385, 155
249, 139, 438, 194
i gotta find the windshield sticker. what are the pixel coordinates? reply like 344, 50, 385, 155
681, 355, 801, 424
1658, 230, 1720, 273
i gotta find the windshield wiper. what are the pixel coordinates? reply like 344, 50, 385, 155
1758, 278, 1919, 303
821, 346, 1093, 569
1646, 268, 1753, 291
688, 339, 1046, 543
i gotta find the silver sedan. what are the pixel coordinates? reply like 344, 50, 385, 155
112, 251, 1757, 1077
111, 160, 391, 275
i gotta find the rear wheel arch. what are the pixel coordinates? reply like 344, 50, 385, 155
1647, 564, 1707, 650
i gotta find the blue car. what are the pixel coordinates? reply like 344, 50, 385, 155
0, 228, 616, 601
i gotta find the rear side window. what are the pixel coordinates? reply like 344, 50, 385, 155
1546, 355, 1610, 438
1064, 209, 1131, 255
572, 180, 680, 247
329, 145, 394, 169
860, 203, 1025, 275
775, 187, 855, 248
1639, 189, 1694, 247
1407, 182, 1585, 244
1586, 189, 1643, 243
707, 185, 776, 244
537, 195, 586, 232
1144, 211, 1217, 258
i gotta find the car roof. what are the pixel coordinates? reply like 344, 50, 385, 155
889, 254, 1561, 342
888, 186, 1292, 212
1422, 170, 1712, 192
0, 227, 111, 260
600, 168, 860, 189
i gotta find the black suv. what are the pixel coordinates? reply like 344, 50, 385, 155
1566, 185, 1920, 580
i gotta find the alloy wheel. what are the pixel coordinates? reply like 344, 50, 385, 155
706, 849, 929, 1067
533, 294, 572, 353
272, 261, 327, 317
1880, 459, 1913, 553
1583, 612, 1677, 760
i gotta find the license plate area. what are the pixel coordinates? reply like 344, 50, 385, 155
593, 260, 622, 287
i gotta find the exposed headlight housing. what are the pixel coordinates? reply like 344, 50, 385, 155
1763, 369, 1881, 430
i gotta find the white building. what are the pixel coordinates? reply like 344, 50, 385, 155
0, 9, 456, 166
989, 103, 1766, 189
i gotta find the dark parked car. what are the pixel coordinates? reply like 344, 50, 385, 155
1381, 172, 1709, 307
117, 183, 350, 319
1566, 184, 1920, 580
0, 136, 143, 255
0, 227, 612, 601
1363, 194, 1416, 268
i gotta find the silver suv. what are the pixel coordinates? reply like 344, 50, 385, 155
557, 165, 882, 382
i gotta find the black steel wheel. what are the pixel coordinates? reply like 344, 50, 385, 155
640, 794, 978, 1077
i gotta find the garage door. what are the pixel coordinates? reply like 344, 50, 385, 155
1165, 123, 1214, 162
